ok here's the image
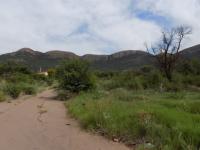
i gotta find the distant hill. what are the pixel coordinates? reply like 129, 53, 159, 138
89, 50, 156, 71
0, 48, 78, 71
0, 45, 199, 71
180, 44, 200, 60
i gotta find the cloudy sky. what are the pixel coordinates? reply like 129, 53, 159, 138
0, 0, 199, 55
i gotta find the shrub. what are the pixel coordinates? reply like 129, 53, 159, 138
6, 73, 34, 83
177, 59, 200, 75
0, 61, 31, 78
143, 70, 163, 89
165, 92, 186, 100
48, 68, 56, 79
56, 90, 74, 101
0, 91, 6, 102
183, 75, 200, 87
103, 71, 144, 90
164, 81, 183, 92
111, 88, 134, 101
32, 74, 47, 82
140, 65, 155, 74
56, 60, 95, 93
95, 71, 117, 79
3, 83, 21, 99
21, 84, 37, 95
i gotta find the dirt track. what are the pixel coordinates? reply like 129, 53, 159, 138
0, 90, 129, 150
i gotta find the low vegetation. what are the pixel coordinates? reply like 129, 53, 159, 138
0, 62, 50, 101
1, 56, 199, 149
67, 89, 200, 149
56, 59, 95, 99
62, 59, 200, 150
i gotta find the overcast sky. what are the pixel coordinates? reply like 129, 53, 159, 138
0, 0, 199, 55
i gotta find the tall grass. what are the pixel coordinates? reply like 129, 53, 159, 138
0, 63, 51, 100
67, 88, 200, 149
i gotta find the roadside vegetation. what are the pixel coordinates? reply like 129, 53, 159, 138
55, 58, 200, 150
0, 62, 51, 101
56, 59, 95, 100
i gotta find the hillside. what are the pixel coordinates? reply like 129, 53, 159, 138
0, 45, 199, 71
0, 48, 155, 71
0, 48, 78, 71
180, 44, 200, 60
90, 50, 155, 71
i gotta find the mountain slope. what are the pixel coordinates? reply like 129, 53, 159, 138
0, 48, 77, 71
180, 44, 200, 60
0, 45, 199, 71
0, 48, 155, 71
90, 50, 155, 71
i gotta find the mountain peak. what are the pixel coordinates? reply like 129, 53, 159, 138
16, 48, 42, 56
18, 48, 34, 53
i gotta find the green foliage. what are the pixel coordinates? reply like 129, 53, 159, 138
102, 70, 165, 91
48, 68, 56, 79
0, 62, 50, 100
0, 91, 6, 102
163, 81, 183, 92
56, 90, 74, 101
20, 83, 37, 95
95, 71, 117, 79
3, 83, 22, 99
178, 59, 200, 75
67, 88, 200, 149
103, 71, 144, 90
0, 61, 31, 78
56, 59, 95, 92
142, 70, 163, 89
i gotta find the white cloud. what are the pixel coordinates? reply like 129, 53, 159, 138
0, 0, 199, 55
135, 0, 200, 48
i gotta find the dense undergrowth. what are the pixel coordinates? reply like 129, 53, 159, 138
67, 82, 200, 149
63, 60, 200, 150
0, 62, 52, 101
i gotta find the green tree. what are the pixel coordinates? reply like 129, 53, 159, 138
56, 59, 95, 93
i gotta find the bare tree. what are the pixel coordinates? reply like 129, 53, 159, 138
146, 26, 192, 81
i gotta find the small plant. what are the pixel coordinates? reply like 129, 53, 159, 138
0, 91, 6, 102
21, 84, 37, 95
163, 80, 183, 92
3, 83, 21, 99
57, 90, 74, 101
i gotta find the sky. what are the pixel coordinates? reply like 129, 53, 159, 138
0, 0, 199, 55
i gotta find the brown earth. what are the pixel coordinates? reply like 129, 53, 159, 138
0, 90, 129, 150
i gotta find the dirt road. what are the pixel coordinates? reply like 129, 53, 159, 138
0, 90, 129, 150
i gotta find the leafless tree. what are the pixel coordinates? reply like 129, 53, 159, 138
146, 26, 192, 81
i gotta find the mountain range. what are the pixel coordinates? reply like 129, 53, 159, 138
0, 44, 199, 71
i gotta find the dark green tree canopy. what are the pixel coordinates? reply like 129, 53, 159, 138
56, 59, 95, 92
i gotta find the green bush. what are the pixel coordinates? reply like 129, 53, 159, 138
56, 60, 95, 93
143, 71, 163, 89
0, 91, 6, 102
48, 68, 56, 79
111, 88, 134, 101
103, 71, 144, 90
0, 61, 31, 78
3, 83, 22, 99
177, 59, 200, 75
7, 73, 34, 83
164, 81, 183, 92
21, 84, 37, 95
56, 90, 74, 101
95, 71, 117, 79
